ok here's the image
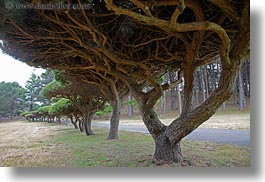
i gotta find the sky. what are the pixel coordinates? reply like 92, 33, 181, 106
0, 49, 45, 87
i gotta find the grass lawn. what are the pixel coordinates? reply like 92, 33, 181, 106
0, 121, 250, 167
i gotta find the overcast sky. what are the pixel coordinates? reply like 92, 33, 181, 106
0, 49, 45, 87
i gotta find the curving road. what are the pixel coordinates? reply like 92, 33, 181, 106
92, 122, 250, 147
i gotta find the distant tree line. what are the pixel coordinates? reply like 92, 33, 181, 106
0, 70, 54, 120
156, 59, 250, 115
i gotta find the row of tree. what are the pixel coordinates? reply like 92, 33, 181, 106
20, 59, 250, 140
0, 58, 249, 121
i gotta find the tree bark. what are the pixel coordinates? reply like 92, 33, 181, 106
124, 3, 248, 163
78, 117, 84, 132
140, 55, 243, 163
84, 112, 94, 136
141, 108, 184, 162
107, 98, 121, 140
153, 135, 183, 163
181, 63, 195, 116
165, 62, 241, 145
107, 82, 121, 140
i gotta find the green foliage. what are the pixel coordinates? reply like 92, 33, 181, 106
96, 104, 112, 116
24, 73, 42, 111
21, 111, 31, 117
49, 98, 72, 116
24, 70, 54, 111
39, 69, 54, 104
24, 113, 33, 117
40, 80, 65, 99
0, 81, 24, 119
16, 109, 24, 115
125, 98, 139, 108
37, 105, 51, 114
158, 75, 167, 84
21, 110, 38, 119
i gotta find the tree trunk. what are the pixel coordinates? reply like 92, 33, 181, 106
131, 60, 241, 163
107, 82, 121, 140
181, 63, 195, 116
210, 63, 217, 92
107, 92, 121, 140
238, 68, 246, 110
141, 108, 184, 162
176, 84, 182, 115
84, 113, 94, 136
194, 70, 200, 107
127, 94, 133, 118
78, 117, 84, 132
70, 116, 78, 129
170, 88, 177, 110
29, 101, 33, 111
221, 102, 226, 111
161, 91, 166, 115
169, 71, 177, 110
202, 65, 209, 99
153, 135, 183, 163
165, 61, 241, 145
57, 117, 61, 124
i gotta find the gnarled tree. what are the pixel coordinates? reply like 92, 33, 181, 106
0, 0, 249, 162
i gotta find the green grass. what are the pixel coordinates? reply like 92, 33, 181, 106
1, 125, 250, 167
51, 128, 156, 167
48, 127, 250, 167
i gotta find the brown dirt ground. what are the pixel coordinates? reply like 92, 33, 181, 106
0, 120, 68, 166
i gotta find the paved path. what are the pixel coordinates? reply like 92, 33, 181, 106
92, 122, 250, 147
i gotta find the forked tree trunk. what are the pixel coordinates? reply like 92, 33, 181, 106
140, 108, 183, 162
128, 7, 248, 162
84, 113, 94, 136
136, 62, 242, 163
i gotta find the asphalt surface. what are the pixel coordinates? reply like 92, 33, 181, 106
92, 122, 250, 147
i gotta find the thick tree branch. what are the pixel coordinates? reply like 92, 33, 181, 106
104, 0, 231, 66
